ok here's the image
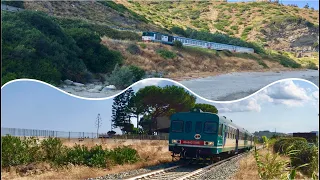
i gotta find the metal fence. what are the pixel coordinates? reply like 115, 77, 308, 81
1, 127, 169, 140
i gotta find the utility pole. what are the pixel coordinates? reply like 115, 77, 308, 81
95, 114, 102, 138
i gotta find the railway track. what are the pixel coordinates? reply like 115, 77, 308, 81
124, 150, 252, 180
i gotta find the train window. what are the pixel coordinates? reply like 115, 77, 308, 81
185, 121, 192, 133
195, 121, 202, 133
204, 122, 218, 134
218, 124, 223, 135
171, 120, 184, 133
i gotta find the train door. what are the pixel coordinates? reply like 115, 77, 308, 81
244, 133, 248, 147
168, 36, 173, 43
236, 129, 239, 153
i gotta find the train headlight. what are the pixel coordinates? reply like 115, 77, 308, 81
204, 141, 214, 146
172, 139, 180, 144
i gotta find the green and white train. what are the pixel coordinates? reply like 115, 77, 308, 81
169, 109, 254, 161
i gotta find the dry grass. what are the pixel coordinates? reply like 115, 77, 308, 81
1, 139, 172, 180
232, 148, 311, 180
101, 37, 290, 80
231, 152, 260, 180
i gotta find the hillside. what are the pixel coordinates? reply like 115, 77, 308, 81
22, 1, 319, 66
2, 1, 319, 87
117, 1, 319, 52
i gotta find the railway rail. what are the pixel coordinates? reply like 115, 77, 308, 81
124, 147, 260, 180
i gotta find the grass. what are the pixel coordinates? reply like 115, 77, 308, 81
1, 138, 171, 180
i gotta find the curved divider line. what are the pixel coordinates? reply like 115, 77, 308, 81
1, 78, 319, 103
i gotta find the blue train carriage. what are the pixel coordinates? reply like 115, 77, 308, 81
169, 109, 254, 161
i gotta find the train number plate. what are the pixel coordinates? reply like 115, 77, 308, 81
181, 140, 204, 145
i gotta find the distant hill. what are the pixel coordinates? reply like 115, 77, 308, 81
253, 130, 289, 138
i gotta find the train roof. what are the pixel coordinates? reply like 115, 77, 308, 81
172, 110, 253, 136
172, 35, 254, 50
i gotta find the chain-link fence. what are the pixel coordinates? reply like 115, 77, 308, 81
1, 127, 169, 140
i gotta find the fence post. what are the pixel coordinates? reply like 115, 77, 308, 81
68, 132, 70, 141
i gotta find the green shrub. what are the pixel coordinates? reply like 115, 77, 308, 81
173, 40, 183, 48
41, 137, 64, 162
127, 44, 141, 55
1, 135, 29, 167
65, 28, 123, 74
128, 65, 146, 82
139, 43, 147, 49
230, 25, 239, 31
108, 146, 139, 165
108, 64, 145, 89
156, 49, 176, 59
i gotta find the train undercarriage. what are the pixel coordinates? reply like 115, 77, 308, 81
170, 145, 249, 164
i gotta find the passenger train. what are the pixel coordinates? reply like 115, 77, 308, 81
169, 109, 254, 162
142, 31, 254, 53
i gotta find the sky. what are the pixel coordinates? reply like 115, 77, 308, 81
228, 0, 319, 10
1, 78, 319, 135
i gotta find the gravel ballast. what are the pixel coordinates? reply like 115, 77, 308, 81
88, 154, 248, 180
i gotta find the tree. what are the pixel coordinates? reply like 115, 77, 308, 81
127, 92, 146, 128
111, 88, 135, 134
304, 3, 309, 9
193, 103, 218, 114
107, 130, 116, 136
135, 85, 196, 134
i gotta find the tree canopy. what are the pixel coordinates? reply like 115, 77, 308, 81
193, 103, 218, 114
111, 85, 221, 135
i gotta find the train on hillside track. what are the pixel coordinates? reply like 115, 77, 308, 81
168, 109, 254, 163
142, 31, 255, 53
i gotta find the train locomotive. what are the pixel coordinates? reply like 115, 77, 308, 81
168, 109, 254, 162
142, 31, 254, 53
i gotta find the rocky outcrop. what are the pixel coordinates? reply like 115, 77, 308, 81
262, 17, 319, 53
58, 79, 121, 98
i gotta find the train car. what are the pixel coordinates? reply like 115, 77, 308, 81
168, 109, 254, 161
142, 31, 254, 53
142, 31, 174, 45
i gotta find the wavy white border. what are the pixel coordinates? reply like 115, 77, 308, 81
1, 78, 319, 103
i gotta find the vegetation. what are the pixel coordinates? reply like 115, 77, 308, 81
1, 135, 139, 169
156, 49, 177, 59
193, 103, 218, 114
1, 11, 130, 85
253, 136, 318, 179
273, 137, 318, 177
108, 64, 146, 89
111, 85, 221, 135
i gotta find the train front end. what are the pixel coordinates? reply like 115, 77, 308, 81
169, 109, 222, 160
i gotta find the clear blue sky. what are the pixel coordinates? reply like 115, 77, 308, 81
228, 0, 319, 10
1, 79, 318, 135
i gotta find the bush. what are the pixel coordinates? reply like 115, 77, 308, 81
41, 137, 64, 163
127, 44, 141, 55
128, 65, 146, 82
1, 135, 141, 169
156, 49, 177, 59
173, 40, 183, 48
1, 135, 29, 167
108, 64, 145, 89
65, 28, 123, 74
139, 43, 147, 49
108, 146, 139, 165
